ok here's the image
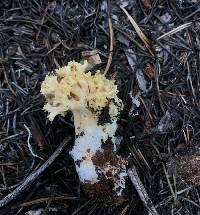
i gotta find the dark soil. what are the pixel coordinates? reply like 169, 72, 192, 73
0, 0, 200, 214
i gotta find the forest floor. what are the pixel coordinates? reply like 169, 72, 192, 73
0, 0, 200, 214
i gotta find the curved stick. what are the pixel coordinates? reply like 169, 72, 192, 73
0, 136, 71, 208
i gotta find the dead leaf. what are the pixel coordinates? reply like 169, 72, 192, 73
29, 117, 45, 150
141, 0, 151, 9
144, 63, 155, 79
81, 50, 102, 70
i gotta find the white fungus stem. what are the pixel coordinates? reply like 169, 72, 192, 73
70, 108, 118, 184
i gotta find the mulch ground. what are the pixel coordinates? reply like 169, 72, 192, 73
0, 0, 200, 214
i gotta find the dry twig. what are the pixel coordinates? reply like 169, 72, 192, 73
0, 137, 71, 208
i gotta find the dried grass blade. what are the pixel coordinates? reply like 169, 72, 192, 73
104, 17, 114, 75
157, 22, 192, 40
120, 6, 154, 56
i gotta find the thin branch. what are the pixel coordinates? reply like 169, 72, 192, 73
0, 136, 71, 208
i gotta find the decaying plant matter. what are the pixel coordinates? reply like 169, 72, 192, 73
41, 60, 128, 200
